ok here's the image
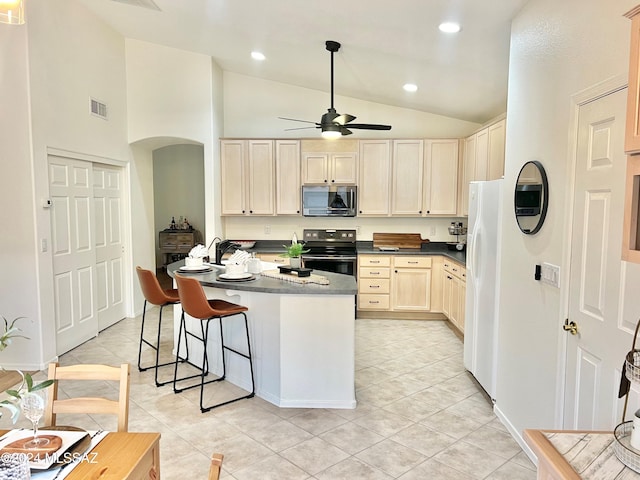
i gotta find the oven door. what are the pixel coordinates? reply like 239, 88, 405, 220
302, 255, 357, 276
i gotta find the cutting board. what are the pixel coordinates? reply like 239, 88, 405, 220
373, 233, 428, 250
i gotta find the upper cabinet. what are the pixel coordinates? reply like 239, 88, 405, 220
424, 139, 459, 216
220, 139, 275, 216
459, 117, 506, 215
391, 140, 424, 215
300, 139, 358, 184
275, 140, 301, 215
358, 140, 392, 216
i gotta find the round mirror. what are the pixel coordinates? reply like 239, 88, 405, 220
514, 160, 548, 235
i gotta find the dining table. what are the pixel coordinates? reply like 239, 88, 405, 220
0, 429, 161, 479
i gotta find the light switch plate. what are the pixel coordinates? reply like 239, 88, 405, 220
541, 262, 560, 288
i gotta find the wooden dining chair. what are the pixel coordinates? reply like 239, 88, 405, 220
44, 362, 131, 432
208, 453, 224, 480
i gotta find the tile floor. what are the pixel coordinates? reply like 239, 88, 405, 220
11, 309, 537, 479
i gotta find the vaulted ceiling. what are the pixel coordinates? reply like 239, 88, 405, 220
77, 0, 530, 124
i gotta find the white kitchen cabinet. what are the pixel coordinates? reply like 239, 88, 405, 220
391, 140, 424, 215
301, 152, 357, 184
391, 256, 432, 312
475, 128, 489, 181
442, 259, 466, 333
423, 139, 459, 216
357, 255, 391, 310
487, 119, 506, 181
220, 139, 275, 216
460, 134, 476, 216
275, 140, 301, 215
358, 140, 391, 216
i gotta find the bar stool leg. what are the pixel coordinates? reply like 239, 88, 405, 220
137, 299, 149, 372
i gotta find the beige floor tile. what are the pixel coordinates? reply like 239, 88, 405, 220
318, 421, 385, 455
280, 437, 350, 476
435, 441, 509, 479
484, 459, 538, 479
355, 438, 426, 477
463, 424, 523, 459
419, 409, 484, 439
232, 454, 311, 480
315, 456, 393, 480
287, 409, 349, 435
381, 395, 441, 422
351, 409, 415, 437
397, 458, 475, 480
390, 423, 457, 457
246, 419, 313, 452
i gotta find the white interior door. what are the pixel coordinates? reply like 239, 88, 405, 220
564, 87, 631, 429
93, 165, 125, 330
49, 156, 98, 354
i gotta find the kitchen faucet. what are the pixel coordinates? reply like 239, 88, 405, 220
214, 239, 241, 265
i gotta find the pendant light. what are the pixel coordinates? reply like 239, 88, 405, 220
0, 0, 24, 25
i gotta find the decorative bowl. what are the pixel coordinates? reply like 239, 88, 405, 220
233, 240, 256, 250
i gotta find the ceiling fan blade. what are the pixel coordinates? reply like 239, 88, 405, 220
284, 126, 319, 131
278, 116, 318, 125
340, 127, 353, 136
334, 113, 356, 125
346, 123, 392, 131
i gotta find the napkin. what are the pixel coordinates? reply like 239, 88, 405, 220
227, 250, 251, 264
188, 244, 209, 258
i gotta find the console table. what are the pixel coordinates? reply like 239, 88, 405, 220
158, 229, 200, 267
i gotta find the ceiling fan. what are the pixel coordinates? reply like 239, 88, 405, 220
279, 40, 392, 138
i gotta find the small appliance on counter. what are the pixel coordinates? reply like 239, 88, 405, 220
447, 222, 467, 251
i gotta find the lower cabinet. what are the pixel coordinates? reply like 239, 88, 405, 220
391, 256, 432, 311
442, 259, 466, 332
357, 255, 432, 313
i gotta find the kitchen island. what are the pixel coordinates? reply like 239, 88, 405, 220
167, 261, 358, 409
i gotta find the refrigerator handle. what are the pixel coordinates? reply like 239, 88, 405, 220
473, 228, 481, 278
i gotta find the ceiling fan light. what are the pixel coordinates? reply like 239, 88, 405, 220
321, 125, 342, 139
0, 0, 24, 25
439, 22, 461, 33
403, 83, 418, 92
251, 51, 266, 61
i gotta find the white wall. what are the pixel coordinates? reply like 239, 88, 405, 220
224, 72, 481, 139
0, 20, 41, 369
153, 144, 205, 265
0, 0, 130, 369
496, 0, 639, 440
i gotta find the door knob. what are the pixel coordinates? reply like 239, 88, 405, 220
563, 319, 579, 335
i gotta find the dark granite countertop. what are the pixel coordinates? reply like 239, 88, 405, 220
167, 260, 357, 295
242, 240, 466, 265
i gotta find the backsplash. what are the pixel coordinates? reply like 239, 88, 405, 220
222, 216, 465, 242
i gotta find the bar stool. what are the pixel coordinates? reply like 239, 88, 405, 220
173, 273, 255, 412
136, 266, 182, 387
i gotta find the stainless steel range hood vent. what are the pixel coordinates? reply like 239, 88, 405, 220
110, 0, 160, 11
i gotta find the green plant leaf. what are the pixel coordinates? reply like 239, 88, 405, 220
30, 379, 54, 392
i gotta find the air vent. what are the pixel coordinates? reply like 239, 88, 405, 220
110, 0, 160, 11
90, 98, 108, 120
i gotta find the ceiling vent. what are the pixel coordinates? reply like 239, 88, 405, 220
90, 98, 108, 120
110, 0, 160, 11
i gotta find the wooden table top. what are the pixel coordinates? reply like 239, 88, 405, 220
0, 430, 161, 480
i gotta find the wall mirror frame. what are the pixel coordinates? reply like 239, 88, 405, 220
514, 160, 549, 235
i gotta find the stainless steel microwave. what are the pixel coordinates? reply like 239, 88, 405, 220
302, 185, 357, 217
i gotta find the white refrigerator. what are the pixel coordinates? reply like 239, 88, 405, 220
464, 179, 503, 400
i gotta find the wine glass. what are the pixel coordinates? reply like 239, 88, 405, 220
20, 391, 49, 448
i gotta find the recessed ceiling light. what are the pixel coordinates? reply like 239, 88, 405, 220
403, 83, 418, 93
438, 22, 461, 33
251, 51, 266, 61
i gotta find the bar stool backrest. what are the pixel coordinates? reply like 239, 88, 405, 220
175, 274, 218, 319
136, 266, 179, 306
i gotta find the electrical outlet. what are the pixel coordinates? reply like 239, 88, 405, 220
356, 226, 361, 235
541, 262, 560, 288
264, 225, 271, 235
430, 226, 436, 236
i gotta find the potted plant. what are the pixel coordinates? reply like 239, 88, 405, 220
280, 240, 309, 269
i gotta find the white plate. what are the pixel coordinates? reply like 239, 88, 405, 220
178, 265, 211, 272
218, 272, 253, 280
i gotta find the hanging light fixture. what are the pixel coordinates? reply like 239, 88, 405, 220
0, 0, 24, 25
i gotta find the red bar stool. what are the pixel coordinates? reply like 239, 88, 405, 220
173, 273, 255, 412
136, 266, 182, 387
